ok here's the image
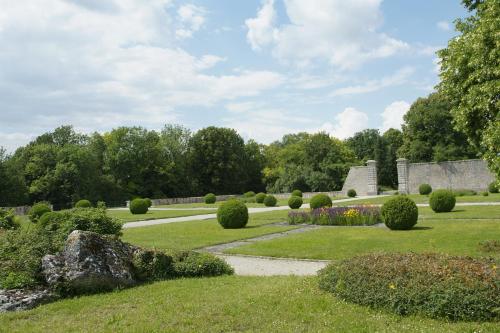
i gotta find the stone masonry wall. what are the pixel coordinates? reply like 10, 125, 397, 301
397, 159, 495, 194
341, 160, 378, 196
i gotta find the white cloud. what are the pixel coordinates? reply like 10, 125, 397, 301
246, 0, 408, 69
245, 0, 278, 51
319, 107, 369, 139
175, 4, 207, 39
437, 21, 451, 31
331, 67, 414, 96
380, 101, 410, 132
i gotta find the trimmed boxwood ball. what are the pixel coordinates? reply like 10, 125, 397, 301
75, 199, 92, 208
217, 200, 248, 229
418, 183, 432, 195
381, 196, 418, 230
291, 189, 302, 197
263, 195, 278, 207
28, 202, 52, 223
204, 193, 216, 204
243, 191, 256, 198
130, 198, 149, 214
429, 189, 456, 213
288, 196, 303, 209
310, 194, 332, 209
347, 189, 356, 198
144, 198, 153, 208
488, 181, 499, 193
255, 192, 266, 203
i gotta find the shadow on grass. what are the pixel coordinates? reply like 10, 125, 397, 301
412, 226, 433, 231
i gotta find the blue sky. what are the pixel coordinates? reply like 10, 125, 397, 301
0, 0, 467, 151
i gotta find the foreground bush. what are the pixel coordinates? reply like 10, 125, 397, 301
0, 209, 19, 230
28, 202, 52, 223
310, 194, 332, 209
172, 251, 234, 277
204, 193, 216, 204
291, 189, 302, 197
130, 198, 149, 214
429, 189, 456, 212
318, 253, 499, 321
75, 199, 92, 208
243, 191, 256, 198
418, 184, 432, 195
288, 196, 303, 209
381, 196, 418, 230
133, 249, 175, 281
217, 200, 248, 229
97, 201, 107, 209
264, 195, 277, 207
288, 206, 380, 226
489, 182, 499, 193
347, 189, 356, 198
255, 192, 266, 203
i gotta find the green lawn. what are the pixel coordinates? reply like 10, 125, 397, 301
226, 217, 500, 260
0, 275, 496, 333
419, 205, 500, 219
122, 210, 294, 250
336, 193, 500, 205
107, 209, 214, 223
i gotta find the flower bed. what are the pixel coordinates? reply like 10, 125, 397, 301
288, 206, 381, 226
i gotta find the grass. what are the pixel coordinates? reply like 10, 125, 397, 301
419, 205, 500, 219
122, 210, 294, 251
226, 207, 500, 260
336, 193, 500, 205
107, 209, 214, 223
0, 275, 497, 333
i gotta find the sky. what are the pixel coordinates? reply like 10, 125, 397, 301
0, 0, 467, 152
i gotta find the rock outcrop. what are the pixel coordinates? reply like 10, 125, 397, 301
0, 288, 58, 313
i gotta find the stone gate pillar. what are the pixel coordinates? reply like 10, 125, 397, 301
366, 160, 378, 195
397, 158, 409, 194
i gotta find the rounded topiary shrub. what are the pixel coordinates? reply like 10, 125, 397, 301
28, 202, 52, 223
144, 198, 153, 208
429, 189, 456, 213
288, 196, 303, 209
381, 196, 418, 230
482, 191, 489, 197
318, 253, 499, 321
263, 195, 277, 207
217, 200, 248, 229
129, 198, 149, 214
255, 192, 266, 203
310, 194, 332, 209
418, 183, 432, 195
243, 191, 256, 198
347, 189, 356, 198
488, 182, 499, 193
204, 193, 216, 204
291, 189, 303, 197
75, 199, 92, 208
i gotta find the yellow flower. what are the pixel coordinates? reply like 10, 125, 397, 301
492, 265, 497, 270
344, 209, 359, 218
388, 283, 396, 290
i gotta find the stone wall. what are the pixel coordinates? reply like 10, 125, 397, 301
397, 158, 495, 194
341, 160, 378, 196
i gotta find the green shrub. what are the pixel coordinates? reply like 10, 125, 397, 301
381, 196, 418, 230
144, 198, 153, 208
452, 189, 476, 196
418, 184, 432, 195
28, 202, 52, 223
0, 209, 19, 230
75, 199, 92, 208
310, 194, 332, 209
347, 189, 356, 198
132, 249, 174, 281
217, 200, 248, 229
263, 195, 277, 207
429, 189, 456, 213
291, 189, 302, 197
288, 196, 303, 209
318, 253, 499, 321
255, 192, 266, 203
488, 182, 498, 193
482, 191, 489, 196
243, 191, 256, 198
97, 201, 107, 209
172, 251, 234, 277
204, 193, 216, 204
130, 198, 149, 214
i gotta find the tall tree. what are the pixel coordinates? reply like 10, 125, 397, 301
438, 0, 499, 181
